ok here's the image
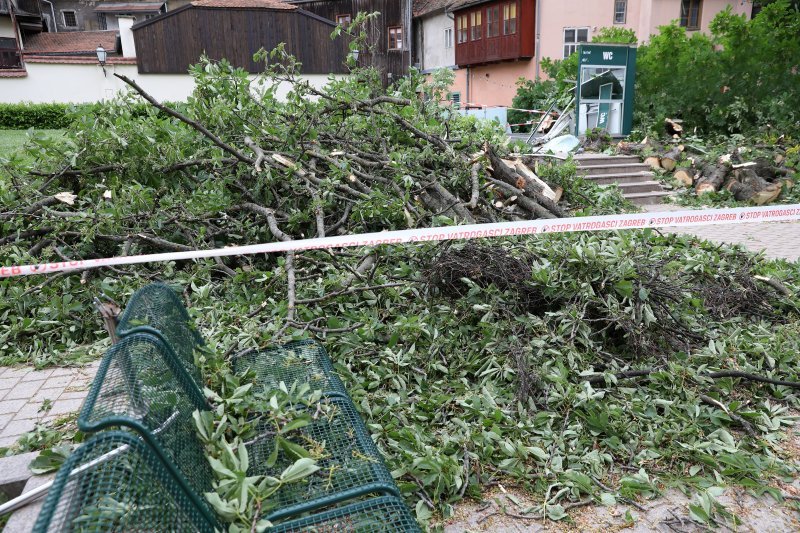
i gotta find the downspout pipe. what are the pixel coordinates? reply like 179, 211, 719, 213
534, 0, 541, 79
41, 0, 58, 32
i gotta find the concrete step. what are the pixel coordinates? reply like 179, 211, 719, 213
574, 154, 640, 166
578, 163, 652, 176
613, 180, 664, 194
625, 191, 670, 206
583, 171, 655, 185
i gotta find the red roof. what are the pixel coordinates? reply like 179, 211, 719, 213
413, 0, 454, 18
23, 31, 119, 55
0, 69, 27, 78
191, 0, 295, 8
23, 56, 137, 64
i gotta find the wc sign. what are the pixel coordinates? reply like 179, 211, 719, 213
603, 51, 614, 60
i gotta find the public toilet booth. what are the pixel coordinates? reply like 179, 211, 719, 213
575, 43, 637, 137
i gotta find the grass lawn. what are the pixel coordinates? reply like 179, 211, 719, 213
0, 129, 64, 158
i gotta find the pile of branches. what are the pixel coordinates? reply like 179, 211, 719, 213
427, 239, 789, 361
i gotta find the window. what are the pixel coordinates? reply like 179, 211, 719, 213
388, 26, 403, 50
614, 0, 627, 24
470, 11, 482, 41
336, 14, 351, 25
444, 27, 453, 48
503, 2, 517, 35
449, 92, 461, 109
457, 15, 468, 44
563, 27, 589, 57
680, 0, 702, 30
62, 10, 77, 28
97, 13, 107, 30
487, 5, 500, 37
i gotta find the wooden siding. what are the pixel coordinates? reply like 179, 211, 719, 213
294, 0, 412, 84
455, 0, 534, 67
132, 7, 351, 74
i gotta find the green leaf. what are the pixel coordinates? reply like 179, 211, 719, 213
280, 458, 319, 483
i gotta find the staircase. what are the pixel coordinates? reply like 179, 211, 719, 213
574, 154, 668, 206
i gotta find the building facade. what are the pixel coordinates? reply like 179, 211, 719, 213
413, 0, 755, 108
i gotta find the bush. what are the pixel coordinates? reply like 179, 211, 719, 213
636, 1, 800, 135
0, 103, 84, 129
0, 101, 188, 130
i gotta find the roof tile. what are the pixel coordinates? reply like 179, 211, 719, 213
191, 0, 296, 9
23, 31, 119, 55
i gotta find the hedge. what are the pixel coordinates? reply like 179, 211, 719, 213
0, 103, 88, 129
0, 102, 187, 130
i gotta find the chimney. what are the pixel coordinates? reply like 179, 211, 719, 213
117, 15, 136, 58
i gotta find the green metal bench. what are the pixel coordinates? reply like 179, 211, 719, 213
33, 431, 419, 532
116, 284, 350, 400
75, 333, 406, 524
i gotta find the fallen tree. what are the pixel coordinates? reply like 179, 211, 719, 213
3, 50, 800, 529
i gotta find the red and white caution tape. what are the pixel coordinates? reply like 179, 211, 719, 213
2, 205, 799, 278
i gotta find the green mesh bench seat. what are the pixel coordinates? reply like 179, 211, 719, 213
117, 284, 349, 400
33, 433, 419, 533
33, 431, 220, 533
77, 333, 403, 524
232, 340, 350, 400
115, 283, 205, 385
269, 496, 421, 532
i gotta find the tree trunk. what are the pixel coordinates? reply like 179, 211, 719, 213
673, 168, 694, 187
695, 163, 729, 195
660, 146, 683, 172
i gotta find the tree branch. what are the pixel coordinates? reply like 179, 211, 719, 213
114, 73, 254, 165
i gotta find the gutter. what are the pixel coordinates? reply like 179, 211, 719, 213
535, 0, 541, 79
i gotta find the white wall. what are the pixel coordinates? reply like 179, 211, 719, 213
420, 12, 455, 71
0, 16, 17, 39
0, 62, 337, 103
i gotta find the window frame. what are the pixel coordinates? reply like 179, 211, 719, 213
336, 14, 351, 26
680, 0, 702, 30
444, 27, 453, 49
61, 9, 78, 28
563, 27, 589, 58
503, 2, 517, 35
449, 92, 461, 109
388, 26, 403, 50
470, 11, 482, 41
486, 5, 500, 38
457, 14, 469, 44
614, 0, 627, 24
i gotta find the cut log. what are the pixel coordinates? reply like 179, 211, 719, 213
509, 159, 557, 201
751, 184, 782, 206
644, 156, 662, 170
728, 168, 771, 201
660, 146, 683, 172
665, 118, 683, 137
486, 148, 563, 218
673, 168, 694, 187
695, 163, 729, 195
552, 186, 564, 203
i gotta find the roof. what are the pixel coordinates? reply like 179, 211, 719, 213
191, 0, 295, 8
23, 56, 137, 64
22, 31, 119, 55
94, 2, 165, 13
413, 0, 455, 18
0, 69, 28, 78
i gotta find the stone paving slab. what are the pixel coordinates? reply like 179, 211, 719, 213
0, 361, 99, 449
644, 203, 800, 262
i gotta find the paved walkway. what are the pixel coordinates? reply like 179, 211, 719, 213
0, 362, 99, 449
644, 203, 800, 262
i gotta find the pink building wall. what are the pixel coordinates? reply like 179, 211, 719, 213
448, 0, 752, 108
